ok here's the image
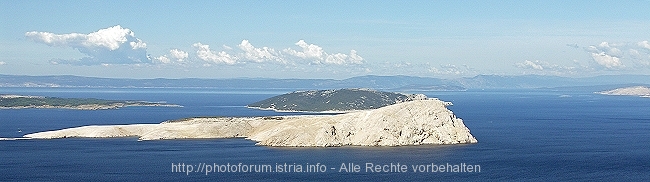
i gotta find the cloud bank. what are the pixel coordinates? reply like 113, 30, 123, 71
25, 25, 364, 70
23, 25, 370, 78
25, 25, 150, 65
516, 40, 650, 76
584, 41, 650, 69
190, 40, 364, 66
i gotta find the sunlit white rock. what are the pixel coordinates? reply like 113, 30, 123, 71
24, 99, 477, 147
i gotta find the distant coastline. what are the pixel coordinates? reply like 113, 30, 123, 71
0, 94, 182, 110
4, 74, 650, 90
0, 102, 182, 110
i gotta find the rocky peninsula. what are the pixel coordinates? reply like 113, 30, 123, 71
0, 94, 182, 110
597, 86, 650, 98
24, 98, 477, 147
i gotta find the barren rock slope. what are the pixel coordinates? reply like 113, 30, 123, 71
248, 99, 476, 146
25, 99, 477, 147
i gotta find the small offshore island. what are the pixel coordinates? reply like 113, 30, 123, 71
248, 88, 429, 112
23, 89, 477, 147
0, 94, 182, 110
597, 86, 650, 98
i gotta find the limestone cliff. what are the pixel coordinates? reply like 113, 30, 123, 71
24, 99, 477, 147
248, 99, 476, 146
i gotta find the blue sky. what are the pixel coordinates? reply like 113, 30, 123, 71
1, 1, 650, 79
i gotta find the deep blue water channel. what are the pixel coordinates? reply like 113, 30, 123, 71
1, 87, 648, 181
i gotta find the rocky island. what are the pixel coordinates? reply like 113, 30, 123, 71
597, 86, 650, 98
0, 94, 182, 110
23, 89, 477, 147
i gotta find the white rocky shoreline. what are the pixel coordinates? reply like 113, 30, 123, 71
23, 99, 477, 147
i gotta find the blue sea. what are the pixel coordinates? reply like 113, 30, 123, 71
1, 87, 649, 181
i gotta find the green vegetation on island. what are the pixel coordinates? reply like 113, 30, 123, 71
247, 88, 427, 112
0, 94, 181, 110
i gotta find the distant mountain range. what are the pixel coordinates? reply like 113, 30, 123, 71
2, 74, 650, 90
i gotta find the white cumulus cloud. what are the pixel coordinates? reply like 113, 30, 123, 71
516, 60, 545, 70
169, 49, 189, 61
284, 40, 325, 60
25, 25, 150, 65
284, 40, 364, 65
192, 42, 237, 65
586, 42, 623, 58
638, 41, 650, 50
189, 40, 363, 66
590, 52, 623, 69
153, 49, 189, 64
154, 55, 171, 64
581, 41, 650, 69
348, 50, 364, 64
237, 40, 284, 63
